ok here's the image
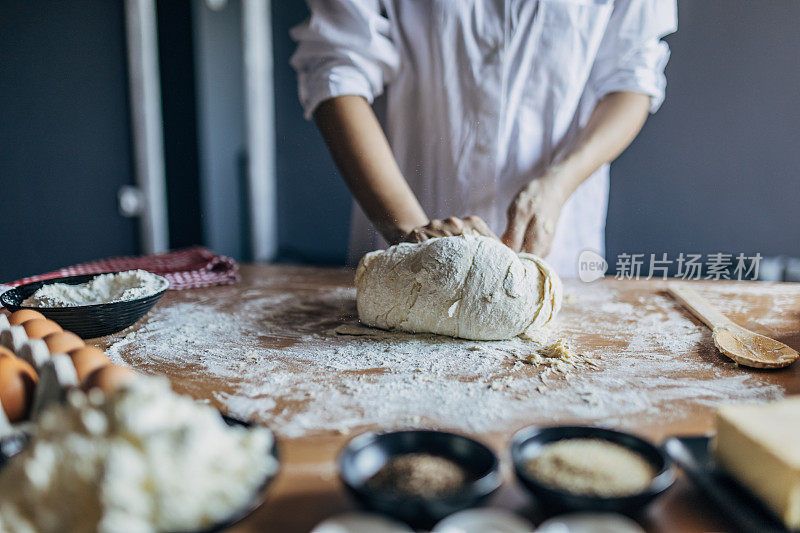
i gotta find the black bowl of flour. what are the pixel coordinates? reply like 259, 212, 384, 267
339, 430, 502, 528
1, 272, 169, 339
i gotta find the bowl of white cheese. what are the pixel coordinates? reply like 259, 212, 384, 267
0, 376, 280, 533
1, 270, 169, 338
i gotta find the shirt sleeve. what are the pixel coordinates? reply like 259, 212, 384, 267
587, 0, 678, 113
289, 0, 400, 119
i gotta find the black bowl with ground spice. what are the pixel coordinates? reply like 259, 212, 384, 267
510, 425, 675, 516
339, 430, 501, 528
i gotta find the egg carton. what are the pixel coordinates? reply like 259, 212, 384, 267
0, 315, 80, 439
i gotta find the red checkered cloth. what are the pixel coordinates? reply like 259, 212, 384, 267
5, 247, 240, 290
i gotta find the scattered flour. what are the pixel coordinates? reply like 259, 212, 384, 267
23, 270, 167, 307
102, 270, 793, 439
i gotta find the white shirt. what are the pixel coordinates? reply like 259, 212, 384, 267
291, 0, 676, 277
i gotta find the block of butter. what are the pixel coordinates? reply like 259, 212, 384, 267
713, 396, 800, 530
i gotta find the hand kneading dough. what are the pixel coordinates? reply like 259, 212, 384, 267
355, 234, 562, 340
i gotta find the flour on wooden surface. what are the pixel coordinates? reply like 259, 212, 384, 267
104, 278, 790, 438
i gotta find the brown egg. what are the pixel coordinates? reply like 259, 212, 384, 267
8, 309, 45, 326
81, 365, 136, 396
43, 331, 84, 355
0, 346, 16, 359
22, 319, 63, 339
0, 355, 38, 422
68, 346, 110, 381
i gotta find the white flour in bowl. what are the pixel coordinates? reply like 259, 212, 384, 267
23, 269, 166, 307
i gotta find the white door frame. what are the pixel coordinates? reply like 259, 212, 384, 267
242, 0, 277, 262
124, 0, 169, 254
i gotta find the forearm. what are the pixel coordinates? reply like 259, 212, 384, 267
313, 95, 428, 244
546, 91, 651, 199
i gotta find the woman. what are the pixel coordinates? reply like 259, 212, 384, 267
291, 0, 676, 277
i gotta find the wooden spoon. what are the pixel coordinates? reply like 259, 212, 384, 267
667, 283, 798, 369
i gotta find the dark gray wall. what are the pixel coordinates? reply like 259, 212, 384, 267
607, 0, 800, 264
193, 0, 248, 260
0, 0, 139, 281
191, 0, 351, 264
158, 0, 204, 249
273, 2, 351, 265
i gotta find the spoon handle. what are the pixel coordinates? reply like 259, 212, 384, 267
667, 283, 733, 330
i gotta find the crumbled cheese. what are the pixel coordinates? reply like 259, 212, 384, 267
0, 376, 277, 533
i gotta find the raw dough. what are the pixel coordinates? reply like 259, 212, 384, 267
355, 234, 562, 341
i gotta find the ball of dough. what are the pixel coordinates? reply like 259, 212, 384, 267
355, 234, 562, 341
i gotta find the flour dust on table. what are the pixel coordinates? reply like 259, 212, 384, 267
356, 235, 562, 340
102, 267, 786, 439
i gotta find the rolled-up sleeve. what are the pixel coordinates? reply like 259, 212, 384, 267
588, 0, 677, 113
290, 0, 400, 119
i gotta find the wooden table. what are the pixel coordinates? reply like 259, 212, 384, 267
99, 265, 800, 533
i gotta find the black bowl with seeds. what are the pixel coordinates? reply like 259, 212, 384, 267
510, 425, 675, 516
339, 430, 502, 528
